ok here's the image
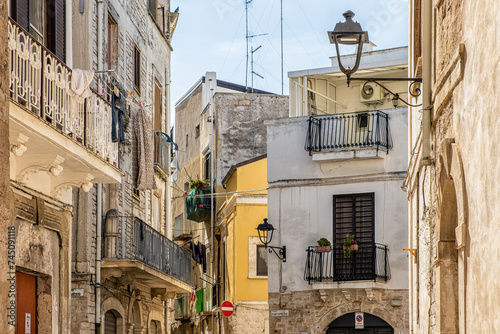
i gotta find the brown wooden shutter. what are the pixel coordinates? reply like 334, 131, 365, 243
54, 0, 65, 61
46, 0, 65, 62
333, 193, 374, 245
13, 0, 29, 31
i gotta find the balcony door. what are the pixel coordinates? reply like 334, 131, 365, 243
332, 193, 375, 279
10, 0, 66, 61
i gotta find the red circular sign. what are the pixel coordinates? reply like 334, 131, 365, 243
221, 300, 234, 317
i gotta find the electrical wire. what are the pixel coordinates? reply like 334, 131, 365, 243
171, 188, 267, 200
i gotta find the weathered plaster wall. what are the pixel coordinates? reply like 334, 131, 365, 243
408, 0, 500, 333
215, 93, 288, 184
267, 105, 409, 333
0, 1, 10, 331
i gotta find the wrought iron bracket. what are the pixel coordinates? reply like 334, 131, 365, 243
402, 248, 417, 264
267, 245, 286, 262
350, 77, 423, 107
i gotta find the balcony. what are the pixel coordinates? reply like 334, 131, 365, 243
185, 187, 212, 222
102, 215, 192, 293
8, 19, 122, 201
304, 243, 390, 284
304, 111, 392, 161
153, 131, 171, 175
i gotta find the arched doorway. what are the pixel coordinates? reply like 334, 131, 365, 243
326, 313, 393, 334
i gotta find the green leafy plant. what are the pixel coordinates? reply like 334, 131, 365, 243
343, 234, 355, 258
189, 179, 209, 190
317, 238, 331, 247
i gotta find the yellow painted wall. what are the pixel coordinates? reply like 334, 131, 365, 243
220, 157, 268, 303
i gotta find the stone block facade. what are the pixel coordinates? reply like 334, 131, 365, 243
268, 289, 408, 334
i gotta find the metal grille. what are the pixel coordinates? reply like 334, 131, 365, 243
305, 111, 392, 155
304, 243, 390, 283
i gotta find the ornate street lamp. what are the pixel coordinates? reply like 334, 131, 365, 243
328, 10, 369, 86
257, 218, 286, 262
329, 10, 422, 107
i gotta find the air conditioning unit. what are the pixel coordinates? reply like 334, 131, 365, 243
360, 83, 384, 104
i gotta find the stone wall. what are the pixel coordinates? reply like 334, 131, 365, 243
408, 0, 500, 332
215, 93, 288, 184
269, 289, 408, 334
0, 1, 10, 332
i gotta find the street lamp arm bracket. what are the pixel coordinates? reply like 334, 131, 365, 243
350, 77, 423, 107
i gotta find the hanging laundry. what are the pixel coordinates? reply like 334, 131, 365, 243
131, 103, 156, 190
110, 77, 129, 143
71, 69, 94, 98
198, 242, 207, 273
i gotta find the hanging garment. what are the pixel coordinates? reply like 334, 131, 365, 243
111, 79, 128, 142
198, 242, 207, 273
131, 103, 156, 190
71, 69, 94, 98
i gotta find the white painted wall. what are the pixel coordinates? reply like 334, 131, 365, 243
266, 107, 409, 293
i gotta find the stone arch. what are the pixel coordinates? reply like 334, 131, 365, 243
437, 139, 468, 333
146, 309, 164, 333
101, 297, 126, 334
317, 304, 398, 333
127, 296, 144, 331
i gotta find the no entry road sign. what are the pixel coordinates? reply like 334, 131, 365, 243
221, 300, 234, 317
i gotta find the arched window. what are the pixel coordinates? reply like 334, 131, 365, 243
104, 311, 117, 334
150, 320, 159, 334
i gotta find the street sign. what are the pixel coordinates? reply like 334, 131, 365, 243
221, 300, 234, 317
270, 309, 290, 317
355, 312, 364, 329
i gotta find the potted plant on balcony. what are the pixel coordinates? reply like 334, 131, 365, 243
343, 234, 358, 258
316, 238, 332, 253
189, 178, 210, 190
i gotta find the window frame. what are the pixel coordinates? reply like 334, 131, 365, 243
133, 45, 141, 93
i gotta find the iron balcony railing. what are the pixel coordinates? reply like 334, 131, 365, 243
8, 19, 118, 166
153, 131, 170, 174
304, 111, 392, 155
104, 215, 191, 285
304, 243, 390, 284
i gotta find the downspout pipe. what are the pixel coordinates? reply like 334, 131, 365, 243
422, 0, 432, 165
96, 1, 104, 333
96, 184, 102, 333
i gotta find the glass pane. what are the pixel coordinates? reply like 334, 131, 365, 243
256, 245, 268, 276
29, 0, 43, 42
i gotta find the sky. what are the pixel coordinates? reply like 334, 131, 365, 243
169, 0, 409, 108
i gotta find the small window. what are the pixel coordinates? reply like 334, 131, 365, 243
148, 0, 158, 21
107, 15, 118, 70
256, 245, 268, 276
185, 134, 189, 148
133, 46, 141, 93
203, 153, 211, 181
357, 113, 369, 128
195, 125, 200, 139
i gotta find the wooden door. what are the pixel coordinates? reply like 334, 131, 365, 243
16, 272, 37, 334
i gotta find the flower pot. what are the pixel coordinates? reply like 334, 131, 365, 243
343, 244, 358, 251
201, 183, 210, 189
316, 246, 331, 253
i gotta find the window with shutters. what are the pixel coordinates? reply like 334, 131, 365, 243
333, 193, 375, 279
133, 46, 141, 93
10, 0, 66, 61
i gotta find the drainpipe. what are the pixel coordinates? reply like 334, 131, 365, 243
209, 79, 216, 334
96, 184, 102, 333
96, 1, 104, 333
421, 0, 432, 165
